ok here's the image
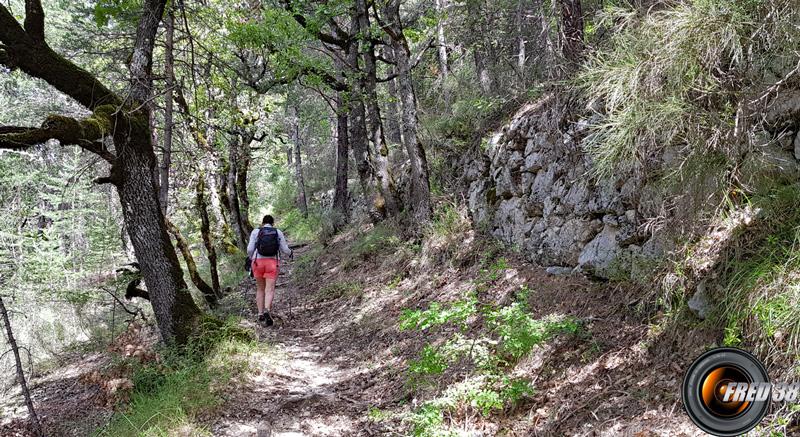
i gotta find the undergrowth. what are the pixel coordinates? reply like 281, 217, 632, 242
398, 269, 581, 435
579, 0, 799, 179
713, 183, 800, 361
96, 317, 257, 436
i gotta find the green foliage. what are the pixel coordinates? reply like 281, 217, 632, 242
578, 0, 797, 178
408, 403, 452, 437
93, 0, 141, 27
408, 344, 449, 378
98, 318, 257, 436
343, 224, 403, 268
399, 283, 580, 422
713, 183, 800, 356
488, 304, 580, 360
458, 376, 534, 417
399, 294, 477, 332
278, 208, 324, 243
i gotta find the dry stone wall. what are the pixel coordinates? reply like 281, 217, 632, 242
463, 95, 660, 278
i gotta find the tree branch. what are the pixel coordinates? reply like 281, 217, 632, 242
0, 110, 116, 163
24, 0, 45, 43
280, 0, 349, 48
0, 5, 120, 109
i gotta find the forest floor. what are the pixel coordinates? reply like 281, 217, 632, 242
1, 225, 726, 436
203, 226, 717, 436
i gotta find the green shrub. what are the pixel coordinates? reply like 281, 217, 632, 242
399, 294, 477, 332
97, 318, 256, 436
714, 184, 800, 356
408, 403, 454, 437
344, 224, 402, 268
408, 345, 449, 378
578, 0, 798, 178
277, 208, 331, 244
488, 304, 580, 360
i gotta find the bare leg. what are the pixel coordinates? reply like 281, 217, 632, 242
255, 277, 266, 315
264, 278, 277, 312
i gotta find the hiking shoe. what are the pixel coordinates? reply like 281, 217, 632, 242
257, 313, 266, 324
263, 312, 274, 327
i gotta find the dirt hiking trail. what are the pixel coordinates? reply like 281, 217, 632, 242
211, 246, 382, 436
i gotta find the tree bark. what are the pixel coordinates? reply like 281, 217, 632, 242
383, 1, 433, 222
235, 133, 254, 235
159, 6, 175, 214
196, 176, 221, 297
166, 219, 218, 307
0, 295, 44, 437
287, 104, 309, 217
515, 0, 527, 82
384, 74, 403, 147
474, 49, 494, 95
356, 0, 397, 218
332, 92, 350, 230
434, 0, 449, 84
226, 136, 249, 251
113, 117, 203, 343
559, 0, 584, 64
346, 44, 375, 204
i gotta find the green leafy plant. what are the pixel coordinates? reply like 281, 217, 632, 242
399, 294, 478, 332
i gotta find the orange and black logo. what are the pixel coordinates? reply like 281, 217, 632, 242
682, 348, 771, 436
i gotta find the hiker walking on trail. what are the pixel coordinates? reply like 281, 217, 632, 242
247, 214, 293, 326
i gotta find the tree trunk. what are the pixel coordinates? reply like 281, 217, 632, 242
384, 2, 433, 222
356, 0, 397, 218
474, 49, 494, 95
235, 134, 254, 235
346, 44, 375, 204
559, 0, 584, 64
113, 118, 202, 343
287, 104, 309, 217
384, 69, 403, 147
434, 0, 449, 85
159, 6, 174, 214
0, 0, 204, 345
226, 136, 249, 251
332, 92, 350, 230
196, 176, 221, 297
0, 295, 44, 437
166, 219, 218, 307
514, 0, 527, 83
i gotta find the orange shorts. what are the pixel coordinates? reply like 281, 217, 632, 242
252, 258, 279, 280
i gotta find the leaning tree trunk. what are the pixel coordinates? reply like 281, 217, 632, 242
287, 104, 309, 218
166, 219, 218, 307
196, 176, 221, 297
113, 118, 202, 343
0, 295, 44, 437
332, 93, 350, 231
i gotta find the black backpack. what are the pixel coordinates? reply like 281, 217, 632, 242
256, 227, 280, 257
